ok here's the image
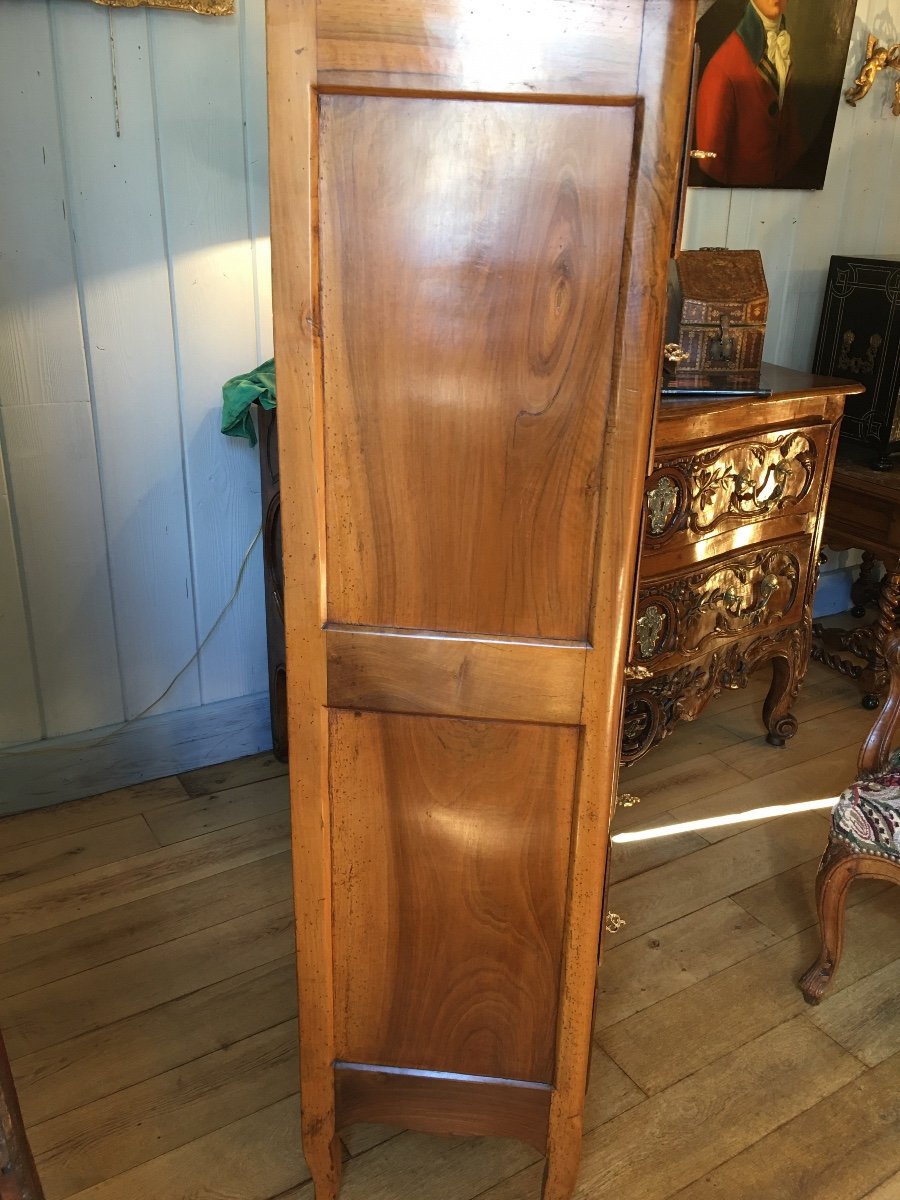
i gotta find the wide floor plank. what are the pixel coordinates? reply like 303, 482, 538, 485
669, 1051, 900, 1200
61, 1095, 310, 1200
14, 956, 297, 1124
29, 1021, 300, 1198
0, 639, 894, 1200
596, 888, 900, 1096
0, 851, 291, 1000
0, 810, 289, 942
0, 900, 294, 1058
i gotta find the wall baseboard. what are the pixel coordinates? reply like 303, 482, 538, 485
0, 692, 273, 817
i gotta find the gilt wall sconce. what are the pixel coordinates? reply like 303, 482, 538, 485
845, 34, 900, 115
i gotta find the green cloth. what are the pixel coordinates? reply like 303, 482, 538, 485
221, 358, 276, 447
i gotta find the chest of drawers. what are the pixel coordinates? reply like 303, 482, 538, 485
623, 364, 862, 765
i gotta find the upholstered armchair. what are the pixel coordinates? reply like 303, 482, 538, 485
800, 629, 900, 1004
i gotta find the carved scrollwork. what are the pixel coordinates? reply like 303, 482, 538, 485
622, 619, 809, 764
646, 431, 817, 544
637, 547, 801, 662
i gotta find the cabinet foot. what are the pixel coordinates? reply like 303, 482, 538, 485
305, 1132, 342, 1200
541, 1145, 580, 1200
762, 652, 801, 748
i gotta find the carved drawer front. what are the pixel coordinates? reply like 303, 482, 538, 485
644, 425, 830, 552
633, 536, 810, 667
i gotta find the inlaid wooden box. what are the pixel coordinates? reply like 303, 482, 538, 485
666, 248, 768, 377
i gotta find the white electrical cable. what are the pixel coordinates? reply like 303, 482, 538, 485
0, 523, 263, 759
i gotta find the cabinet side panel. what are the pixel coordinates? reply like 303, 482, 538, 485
330, 710, 578, 1084
320, 95, 635, 641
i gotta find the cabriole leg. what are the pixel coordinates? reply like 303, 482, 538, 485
799, 840, 860, 1005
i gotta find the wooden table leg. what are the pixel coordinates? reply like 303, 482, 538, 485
811, 555, 897, 711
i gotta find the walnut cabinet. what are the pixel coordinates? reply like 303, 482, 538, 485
623, 366, 864, 764
265, 3, 696, 1197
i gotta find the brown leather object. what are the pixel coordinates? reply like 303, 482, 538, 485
666, 248, 768, 375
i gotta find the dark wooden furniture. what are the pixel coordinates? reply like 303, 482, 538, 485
258, 406, 287, 761
812, 448, 900, 767
265, 3, 696, 1197
812, 254, 900, 470
623, 365, 863, 765
1, 1028, 44, 1200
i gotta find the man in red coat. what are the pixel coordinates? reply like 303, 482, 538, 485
695, 0, 806, 187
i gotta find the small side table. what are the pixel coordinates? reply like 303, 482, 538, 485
812, 448, 900, 774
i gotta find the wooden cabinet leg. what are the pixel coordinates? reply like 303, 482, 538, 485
541, 1131, 582, 1200
303, 1128, 342, 1200
763, 652, 800, 747
799, 840, 859, 1005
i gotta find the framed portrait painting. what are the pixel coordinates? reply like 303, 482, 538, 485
690, 0, 858, 189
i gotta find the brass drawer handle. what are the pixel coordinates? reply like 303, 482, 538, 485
723, 572, 779, 616
605, 912, 627, 934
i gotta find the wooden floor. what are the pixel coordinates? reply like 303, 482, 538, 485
2, 657, 899, 1200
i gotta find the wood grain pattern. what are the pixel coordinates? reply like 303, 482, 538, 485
543, 6, 696, 1196
316, 0, 642, 96
27, 1021, 299, 1199
267, 3, 697, 1195
335, 1065, 551, 1153
326, 627, 586, 723
0, 810, 289, 943
0, 657, 897, 1199
330, 711, 578, 1083
320, 93, 634, 640
265, 2, 343, 1195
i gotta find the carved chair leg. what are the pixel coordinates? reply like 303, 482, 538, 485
799, 839, 861, 1005
763, 652, 800, 747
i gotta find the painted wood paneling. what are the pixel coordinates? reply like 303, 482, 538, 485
1, 403, 124, 736
149, 7, 267, 705
50, 0, 200, 720
0, 0, 95, 413
0, 690, 270, 817
0, 450, 41, 748
0, 0, 123, 741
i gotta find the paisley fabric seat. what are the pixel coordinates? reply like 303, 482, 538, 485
800, 749, 900, 1005
830, 750, 900, 864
